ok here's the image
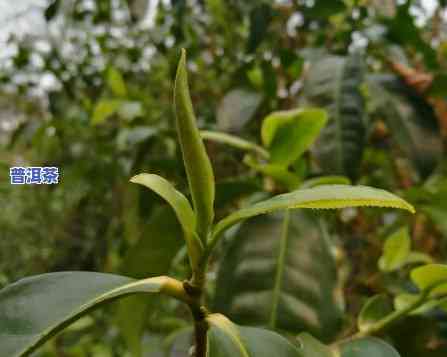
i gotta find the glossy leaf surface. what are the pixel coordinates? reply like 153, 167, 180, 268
0, 272, 170, 357
213, 184, 414, 239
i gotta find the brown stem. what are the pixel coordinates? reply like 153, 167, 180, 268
194, 317, 208, 357
184, 280, 209, 357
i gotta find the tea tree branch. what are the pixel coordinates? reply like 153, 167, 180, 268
352, 291, 429, 339
351, 280, 447, 340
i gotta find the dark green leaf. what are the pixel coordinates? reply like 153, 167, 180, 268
115, 206, 184, 357
0, 272, 170, 357
130, 173, 203, 269
246, 4, 273, 53
44, 0, 60, 21
411, 264, 447, 296
427, 74, 447, 98
91, 99, 123, 125
337, 337, 400, 356
378, 227, 411, 272
214, 210, 343, 340
303, 54, 366, 179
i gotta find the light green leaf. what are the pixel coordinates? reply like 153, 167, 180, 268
91, 99, 123, 125
0, 272, 176, 357
358, 295, 393, 332
201, 130, 269, 159
107, 67, 127, 97
367, 75, 442, 178
212, 185, 414, 240
117, 100, 143, 120
130, 173, 202, 268
411, 264, 447, 296
261, 108, 327, 166
174, 49, 215, 239
206, 314, 302, 357
404, 252, 433, 265
300, 176, 351, 189
378, 227, 411, 272
394, 293, 441, 315
244, 155, 301, 190
297, 334, 401, 356
214, 210, 343, 341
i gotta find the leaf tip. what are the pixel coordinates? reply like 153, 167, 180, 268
129, 173, 145, 184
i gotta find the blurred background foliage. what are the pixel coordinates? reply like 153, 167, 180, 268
1, 0, 447, 356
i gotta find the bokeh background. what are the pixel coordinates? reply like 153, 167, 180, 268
1, 0, 447, 356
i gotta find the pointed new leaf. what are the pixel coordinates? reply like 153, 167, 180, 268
130, 173, 202, 269
411, 264, 447, 296
174, 49, 215, 239
378, 227, 411, 272
206, 314, 302, 357
358, 295, 393, 332
261, 108, 327, 166
212, 185, 414, 239
0, 272, 180, 357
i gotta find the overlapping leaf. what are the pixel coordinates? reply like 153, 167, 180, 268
214, 210, 343, 340
0, 272, 173, 357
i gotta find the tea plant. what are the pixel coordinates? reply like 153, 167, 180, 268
1, 50, 445, 357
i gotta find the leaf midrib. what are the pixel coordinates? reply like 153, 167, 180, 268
269, 210, 290, 328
